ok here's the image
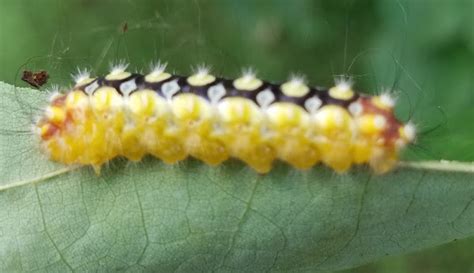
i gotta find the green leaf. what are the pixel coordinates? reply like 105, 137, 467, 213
0, 82, 473, 273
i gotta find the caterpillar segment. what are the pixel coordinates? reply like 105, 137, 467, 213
35, 64, 415, 174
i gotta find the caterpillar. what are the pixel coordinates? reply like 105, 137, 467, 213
34, 63, 416, 174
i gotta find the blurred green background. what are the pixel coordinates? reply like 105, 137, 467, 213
0, 0, 472, 272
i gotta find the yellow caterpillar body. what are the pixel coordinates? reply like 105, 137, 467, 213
35, 64, 415, 174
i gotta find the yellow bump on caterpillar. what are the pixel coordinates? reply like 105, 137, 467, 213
105, 62, 131, 81
187, 65, 216, 86
329, 78, 354, 100
233, 68, 263, 91
218, 97, 270, 172
34, 65, 416, 174
145, 61, 172, 83
281, 75, 310, 97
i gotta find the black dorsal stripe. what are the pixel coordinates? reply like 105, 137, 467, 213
77, 72, 364, 112
221, 78, 270, 104
318, 89, 359, 107
96, 73, 139, 94
177, 76, 220, 100
139, 74, 180, 97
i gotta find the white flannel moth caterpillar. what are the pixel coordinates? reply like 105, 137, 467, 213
35, 63, 415, 174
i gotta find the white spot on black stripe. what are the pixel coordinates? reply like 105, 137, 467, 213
208, 84, 226, 104
84, 80, 99, 95
120, 78, 137, 96
162, 79, 180, 100
304, 96, 322, 113
256, 89, 275, 108
348, 102, 363, 116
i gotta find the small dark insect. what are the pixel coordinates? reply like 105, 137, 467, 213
22, 70, 49, 88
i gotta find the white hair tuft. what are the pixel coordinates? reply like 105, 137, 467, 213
334, 76, 353, 91
109, 61, 129, 75
149, 60, 168, 74
72, 68, 91, 84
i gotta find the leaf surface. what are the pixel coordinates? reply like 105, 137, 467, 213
0, 82, 473, 272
